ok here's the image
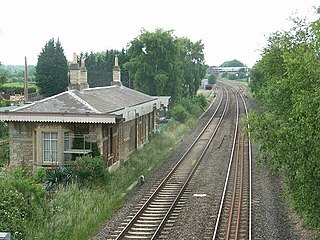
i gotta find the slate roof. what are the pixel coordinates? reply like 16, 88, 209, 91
0, 85, 168, 124
12, 85, 156, 114
75, 85, 155, 113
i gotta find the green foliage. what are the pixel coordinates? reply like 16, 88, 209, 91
248, 61, 264, 99
44, 156, 107, 189
177, 37, 207, 98
221, 72, 247, 80
72, 156, 108, 184
0, 73, 8, 85
208, 74, 217, 84
0, 86, 37, 95
0, 95, 10, 107
124, 28, 206, 101
220, 59, 246, 67
170, 95, 208, 123
45, 167, 76, 190
194, 94, 208, 111
27, 119, 190, 240
248, 16, 320, 232
83, 49, 130, 88
0, 167, 46, 240
35, 38, 68, 97
170, 104, 189, 123
0, 65, 36, 83
0, 143, 9, 167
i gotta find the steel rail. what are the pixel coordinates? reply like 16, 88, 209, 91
151, 84, 230, 239
235, 134, 245, 240
115, 85, 228, 239
214, 81, 253, 240
212, 87, 240, 240
225, 131, 241, 240
239, 90, 252, 240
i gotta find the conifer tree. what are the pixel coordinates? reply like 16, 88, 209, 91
35, 38, 68, 96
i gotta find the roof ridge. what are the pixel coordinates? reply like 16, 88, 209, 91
12, 91, 68, 112
67, 91, 101, 113
83, 85, 116, 91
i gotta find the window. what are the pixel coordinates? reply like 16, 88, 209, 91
64, 132, 72, 161
43, 132, 58, 162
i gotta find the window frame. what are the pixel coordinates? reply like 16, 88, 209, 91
42, 131, 58, 163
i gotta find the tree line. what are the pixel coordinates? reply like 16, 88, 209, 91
35, 29, 207, 102
248, 13, 320, 232
0, 65, 36, 85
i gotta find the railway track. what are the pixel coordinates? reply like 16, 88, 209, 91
212, 83, 252, 240
111, 85, 229, 239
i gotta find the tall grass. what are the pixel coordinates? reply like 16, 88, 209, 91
27, 120, 190, 239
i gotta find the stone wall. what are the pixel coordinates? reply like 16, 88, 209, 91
8, 122, 34, 166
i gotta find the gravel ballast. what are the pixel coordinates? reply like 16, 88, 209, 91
92, 85, 317, 239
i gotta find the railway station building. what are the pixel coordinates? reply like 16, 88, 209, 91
0, 54, 170, 171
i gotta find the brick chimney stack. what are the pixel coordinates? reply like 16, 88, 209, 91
68, 53, 89, 91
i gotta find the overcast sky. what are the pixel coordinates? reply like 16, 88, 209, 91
0, 0, 319, 67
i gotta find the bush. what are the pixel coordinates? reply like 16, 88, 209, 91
0, 167, 46, 240
170, 104, 189, 123
208, 74, 217, 84
0, 86, 37, 94
72, 155, 108, 184
0, 144, 9, 167
194, 94, 208, 111
0, 96, 10, 107
45, 167, 76, 190
0, 122, 8, 139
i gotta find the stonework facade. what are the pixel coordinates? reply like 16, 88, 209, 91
7, 109, 157, 170
0, 54, 169, 171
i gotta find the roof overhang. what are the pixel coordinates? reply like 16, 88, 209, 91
0, 112, 117, 124
112, 96, 171, 122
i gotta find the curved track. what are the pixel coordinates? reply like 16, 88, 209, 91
212, 82, 252, 240
113, 86, 229, 239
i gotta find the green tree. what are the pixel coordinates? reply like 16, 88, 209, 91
177, 37, 207, 97
0, 72, 7, 85
208, 74, 217, 84
248, 16, 320, 231
248, 61, 264, 99
84, 49, 130, 88
124, 28, 206, 102
124, 29, 179, 97
220, 59, 246, 67
35, 38, 68, 96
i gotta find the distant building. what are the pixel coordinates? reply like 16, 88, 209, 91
0, 54, 170, 171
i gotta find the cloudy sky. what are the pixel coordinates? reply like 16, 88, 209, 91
0, 0, 319, 67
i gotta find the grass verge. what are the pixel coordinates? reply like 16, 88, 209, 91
27, 120, 191, 239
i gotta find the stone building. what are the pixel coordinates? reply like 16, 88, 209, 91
0, 54, 170, 170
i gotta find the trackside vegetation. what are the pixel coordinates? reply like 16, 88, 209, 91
248, 14, 320, 234
0, 93, 210, 240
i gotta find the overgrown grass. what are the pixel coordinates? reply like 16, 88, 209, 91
2, 91, 211, 240
27, 120, 190, 239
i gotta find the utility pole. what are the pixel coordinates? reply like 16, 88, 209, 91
24, 56, 28, 102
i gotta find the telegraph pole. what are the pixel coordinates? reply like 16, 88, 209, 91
24, 56, 28, 102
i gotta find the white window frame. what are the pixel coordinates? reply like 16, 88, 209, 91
42, 132, 58, 162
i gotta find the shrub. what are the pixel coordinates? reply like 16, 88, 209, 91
0, 86, 37, 94
0, 167, 46, 240
170, 104, 189, 123
194, 94, 208, 111
45, 167, 76, 190
72, 155, 108, 184
0, 143, 9, 167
